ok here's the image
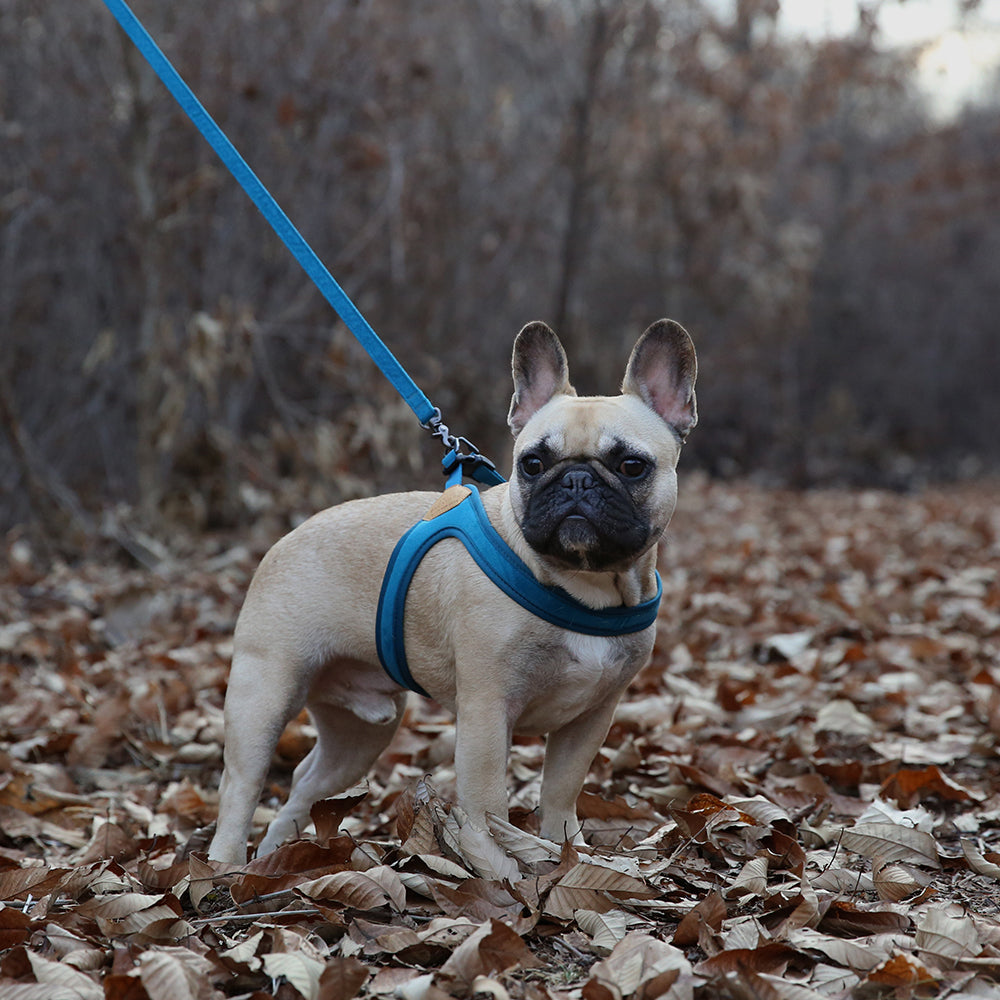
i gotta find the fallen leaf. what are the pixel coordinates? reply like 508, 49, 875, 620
317, 957, 369, 1000
880, 766, 978, 808
576, 908, 629, 954
439, 918, 541, 992
296, 866, 406, 912
133, 947, 220, 1000
872, 861, 933, 902
24, 951, 103, 1000
310, 792, 368, 844
866, 951, 937, 988
915, 906, 980, 966
961, 840, 1000, 880
586, 932, 693, 1000
839, 822, 940, 869
262, 951, 327, 1000
673, 891, 726, 947
726, 856, 768, 898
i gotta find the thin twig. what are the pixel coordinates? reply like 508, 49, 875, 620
191, 907, 322, 926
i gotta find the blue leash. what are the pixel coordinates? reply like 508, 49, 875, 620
100, 0, 502, 488
377, 487, 663, 697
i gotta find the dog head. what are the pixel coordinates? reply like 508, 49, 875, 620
506, 320, 697, 573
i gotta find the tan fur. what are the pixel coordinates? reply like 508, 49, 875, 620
208, 321, 696, 866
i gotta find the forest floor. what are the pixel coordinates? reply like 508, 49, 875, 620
1, 476, 1000, 999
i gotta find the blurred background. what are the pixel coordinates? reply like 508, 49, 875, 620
2, 0, 999, 547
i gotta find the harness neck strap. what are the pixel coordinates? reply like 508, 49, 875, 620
376, 486, 662, 697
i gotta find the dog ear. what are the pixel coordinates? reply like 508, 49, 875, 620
508, 322, 576, 436
622, 319, 698, 441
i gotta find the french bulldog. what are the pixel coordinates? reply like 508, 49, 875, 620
208, 319, 697, 865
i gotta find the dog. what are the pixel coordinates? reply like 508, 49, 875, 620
208, 319, 697, 865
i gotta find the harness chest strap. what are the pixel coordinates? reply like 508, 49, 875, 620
375, 486, 663, 697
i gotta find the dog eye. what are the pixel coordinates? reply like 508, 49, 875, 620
520, 454, 546, 477
619, 457, 648, 478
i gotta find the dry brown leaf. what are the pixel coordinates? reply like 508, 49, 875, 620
683, 792, 758, 826
672, 891, 727, 947
186, 853, 221, 912
818, 901, 911, 937
0, 984, 96, 1000
400, 801, 440, 857
297, 865, 406, 912
556, 862, 658, 899
872, 861, 933, 902
228, 840, 356, 902
317, 957, 370, 1000
576, 908, 629, 954
0, 906, 33, 951
23, 951, 103, 1000
134, 947, 221, 1000
368, 966, 426, 996
731, 972, 828, 1000
216, 930, 264, 973
586, 932, 693, 1000
0, 866, 72, 902
786, 928, 891, 973
438, 918, 541, 992
726, 856, 769, 898
454, 821, 521, 883
544, 883, 619, 921
866, 951, 937, 988
404, 853, 473, 881
348, 921, 425, 959
915, 906, 980, 966
809, 866, 874, 894
486, 814, 561, 866
310, 792, 369, 844
262, 950, 326, 1000
839, 822, 940, 869
543, 860, 657, 920
880, 765, 978, 808
962, 840, 1000, 879
728, 796, 792, 828
430, 878, 534, 930
815, 699, 876, 737
576, 791, 655, 822
695, 941, 802, 977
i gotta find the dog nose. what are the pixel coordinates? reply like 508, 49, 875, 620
561, 467, 597, 495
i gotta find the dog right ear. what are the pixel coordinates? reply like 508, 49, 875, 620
508, 322, 576, 436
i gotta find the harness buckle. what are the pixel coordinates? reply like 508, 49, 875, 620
423, 408, 504, 487
442, 446, 501, 487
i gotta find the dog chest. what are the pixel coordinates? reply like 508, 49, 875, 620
514, 630, 635, 733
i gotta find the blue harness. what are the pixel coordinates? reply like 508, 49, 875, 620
376, 486, 663, 697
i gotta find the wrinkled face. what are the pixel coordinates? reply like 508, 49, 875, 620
509, 394, 682, 572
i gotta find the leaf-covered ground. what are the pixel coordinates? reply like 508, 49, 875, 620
2, 477, 1000, 999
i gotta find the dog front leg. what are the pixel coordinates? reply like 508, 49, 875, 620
538, 697, 621, 844
453, 695, 512, 829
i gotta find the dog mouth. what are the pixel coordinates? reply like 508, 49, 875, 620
557, 513, 599, 550
527, 508, 649, 571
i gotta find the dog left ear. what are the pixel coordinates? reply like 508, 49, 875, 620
508, 322, 577, 436
622, 319, 698, 441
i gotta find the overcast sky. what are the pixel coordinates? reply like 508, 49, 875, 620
776, 0, 1000, 116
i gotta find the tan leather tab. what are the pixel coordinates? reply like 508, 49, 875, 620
424, 485, 472, 520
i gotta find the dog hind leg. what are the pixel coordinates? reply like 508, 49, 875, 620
256, 695, 407, 856
209, 650, 308, 866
